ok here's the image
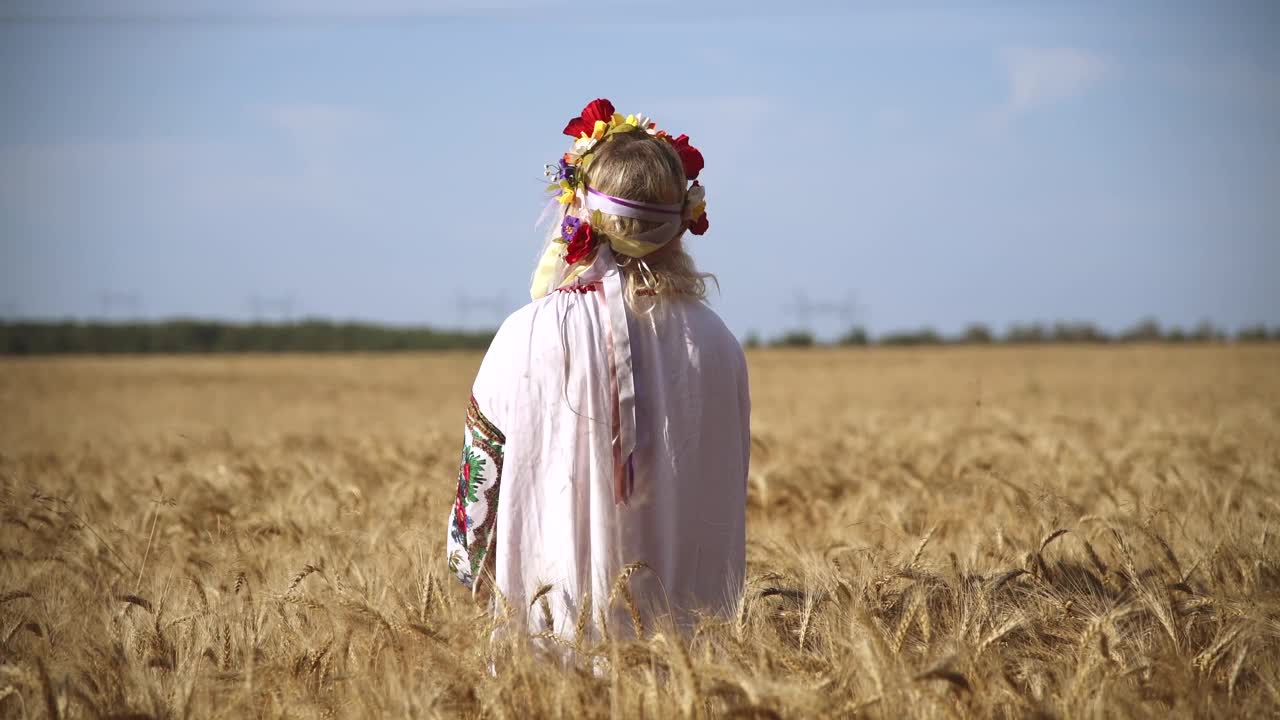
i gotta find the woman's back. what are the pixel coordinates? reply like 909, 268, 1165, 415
472, 287, 748, 639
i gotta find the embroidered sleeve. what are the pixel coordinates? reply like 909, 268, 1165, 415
446, 394, 506, 593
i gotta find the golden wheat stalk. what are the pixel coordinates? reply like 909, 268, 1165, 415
609, 562, 651, 638
529, 581, 555, 632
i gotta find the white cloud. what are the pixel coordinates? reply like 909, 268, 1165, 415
978, 47, 1107, 134
1001, 46, 1107, 114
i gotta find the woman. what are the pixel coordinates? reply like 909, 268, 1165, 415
446, 99, 750, 642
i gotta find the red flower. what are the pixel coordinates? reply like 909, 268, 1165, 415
688, 211, 709, 236
665, 134, 704, 180
581, 99, 614, 126
564, 221, 595, 265
562, 98, 616, 138
454, 479, 468, 531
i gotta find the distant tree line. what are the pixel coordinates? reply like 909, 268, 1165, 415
3, 318, 1276, 355
0, 320, 495, 355
748, 319, 1280, 349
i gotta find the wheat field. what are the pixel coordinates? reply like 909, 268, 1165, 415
1, 346, 1277, 718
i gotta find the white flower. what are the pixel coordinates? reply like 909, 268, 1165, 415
683, 183, 706, 219
634, 114, 660, 134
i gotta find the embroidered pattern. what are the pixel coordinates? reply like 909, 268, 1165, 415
556, 282, 602, 294
447, 395, 506, 589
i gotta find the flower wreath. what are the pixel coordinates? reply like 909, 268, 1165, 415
543, 98, 709, 266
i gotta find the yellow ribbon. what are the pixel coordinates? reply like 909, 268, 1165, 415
529, 243, 596, 300
529, 242, 563, 300
605, 233, 668, 260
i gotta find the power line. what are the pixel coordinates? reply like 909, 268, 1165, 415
783, 289, 863, 333
455, 290, 510, 328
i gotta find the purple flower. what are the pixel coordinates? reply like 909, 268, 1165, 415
557, 158, 575, 182
560, 215, 581, 240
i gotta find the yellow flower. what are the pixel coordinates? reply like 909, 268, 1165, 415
557, 181, 575, 205
591, 120, 607, 140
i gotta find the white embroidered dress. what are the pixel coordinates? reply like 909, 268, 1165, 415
446, 253, 750, 640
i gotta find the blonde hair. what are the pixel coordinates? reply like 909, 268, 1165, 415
581, 131, 716, 310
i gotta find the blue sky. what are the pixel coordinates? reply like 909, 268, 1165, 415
2, 1, 1277, 338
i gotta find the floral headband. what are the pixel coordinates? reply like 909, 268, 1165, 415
527, 100, 710, 505
543, 98, 709, 266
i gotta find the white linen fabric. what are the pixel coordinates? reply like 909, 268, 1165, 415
445, 260, 750, 641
